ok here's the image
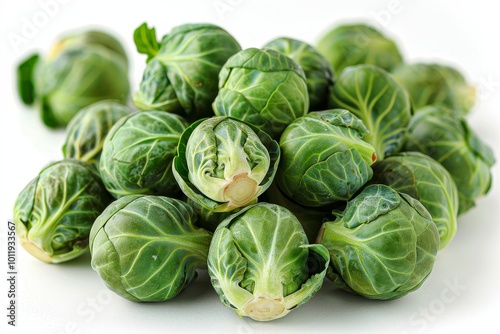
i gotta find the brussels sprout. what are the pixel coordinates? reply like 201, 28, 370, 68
318, 184, 440, 300
263, 37, 334, 111
317, 23, 403, 74
404, 105, 495, 214
17, 29, 130, 128
329, 64, 411, 160
90, 195, 212, 302
371, 152, 458, 249
13, 160, 112, 263
62, 100, 132, 166
208, 203, 330, 321
133, 23, 241, 120
173, 116, 280, 212
212, 48, 309, 139
277, 109, 377, 207
392, 63, 476, 116
100, 110, 189, 198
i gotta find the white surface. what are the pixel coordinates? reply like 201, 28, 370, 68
1, 1, 499, 333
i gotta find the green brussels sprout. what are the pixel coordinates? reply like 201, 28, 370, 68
392, 63, 476, 116
100, 110, 189, 198
371, 152, 459, 249
263, 37, 334, 111
90, 195, 212, 302
207, 203, 330, 321
329, 64, 411, 160
404, 105, 495, 214
212, 48, 309, 139
173, 116, 280, 212
13, 160, 112, 263
318, 184, 440, 300
62, 100, 132, 166
317, 23, 403, 74
277, 109, 377, 207
17, 29, 130, 128
133, 23, 241, 120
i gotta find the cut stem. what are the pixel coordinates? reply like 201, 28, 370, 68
20, 239, 53, 263
243, 296, 285, 321
224, 173, 258, 207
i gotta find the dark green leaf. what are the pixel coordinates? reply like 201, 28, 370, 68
17, 53, 39, 106
133, 22, 160, 62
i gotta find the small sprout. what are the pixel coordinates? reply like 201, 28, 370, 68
17, 29, 130, 128
208, 203, 330, 321
277, 109, 377, 207
90, 195, 212, 302
99, 110, 189, 198
13, 160, 112, 263
318, 184, 440, 300
133, 23, 241, 121
212, 48, 309, 139
173, 116, 280, 212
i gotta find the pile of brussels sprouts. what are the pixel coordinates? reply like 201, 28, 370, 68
13, 21, 495, 322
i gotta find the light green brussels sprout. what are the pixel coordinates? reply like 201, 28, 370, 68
208, 203, 330, 321
132, 23, 241, 120
371, 152, 458, 249
173, 116, 280, 212
317, 23, 403, 74
13, 160, 112, 263
392, 63, 476, 116
212, 48, 309, 139
62, 100, 132, 167
277, 109, 377, 207
263, 37, 334, 111
100, 110, 189, 198
17, 29, 130, 128
404, 105, 495, 214
90, 195, 212, 302
329, 64, 411, 160
317, 184, 440, 300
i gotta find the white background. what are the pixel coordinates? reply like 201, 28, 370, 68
1, 0, 500, 333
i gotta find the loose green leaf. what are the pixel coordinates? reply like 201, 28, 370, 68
17, 53, 40, 106
133, 22, 160, 61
